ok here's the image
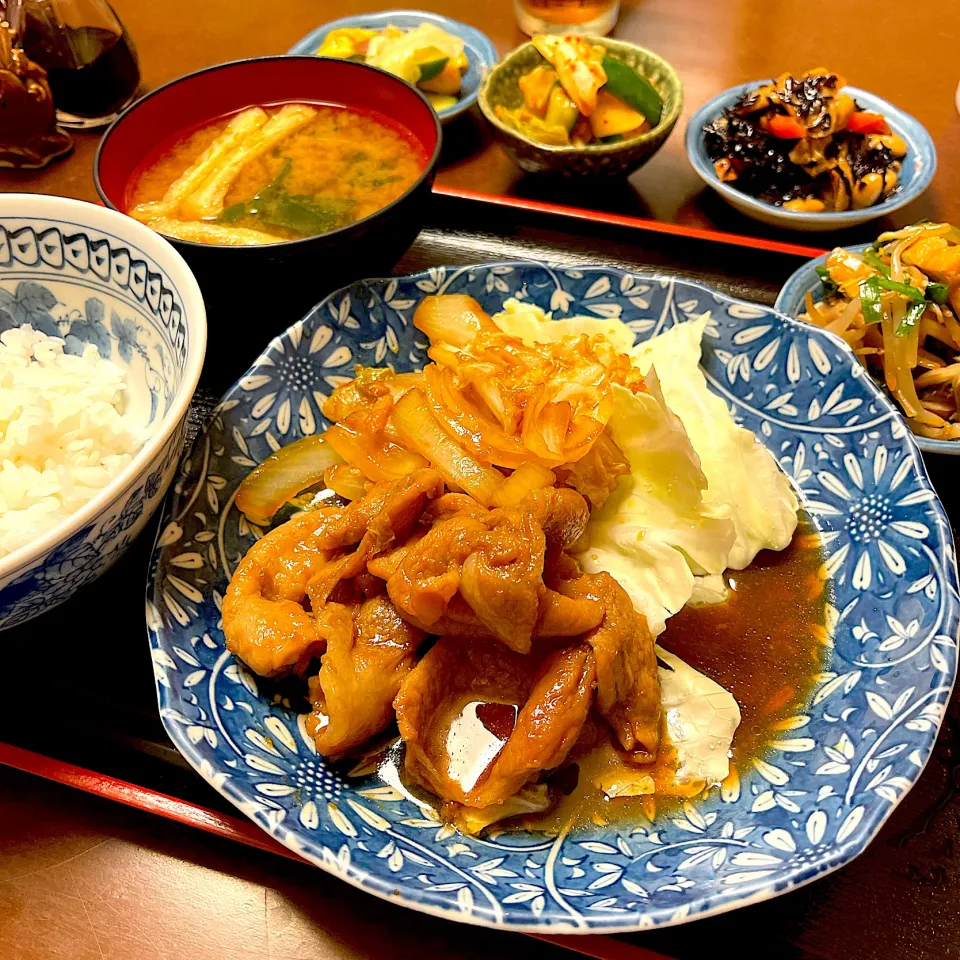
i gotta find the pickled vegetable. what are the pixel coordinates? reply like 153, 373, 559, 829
599, 55, 662, 126
316, 22, 467, 112
503, 37, 662, 148
519, 65, 558, 116
545, 83, 579, 133
589, 90, 647, 139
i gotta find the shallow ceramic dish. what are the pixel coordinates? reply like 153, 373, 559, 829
479, 39, 682, 177
148, 261, 958, 932
686, 84, 936, 231
775, 243, 960, 457
287, 10, 498, 124
0, 194, 205, 630
95, 56, 441, 325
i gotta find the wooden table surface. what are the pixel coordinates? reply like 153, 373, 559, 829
0, 766, 596, 960
7, 0, 960, 241
4, 3, 960, 959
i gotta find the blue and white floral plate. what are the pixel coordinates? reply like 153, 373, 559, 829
774, 244, 960, 458
147, 263, 959, 933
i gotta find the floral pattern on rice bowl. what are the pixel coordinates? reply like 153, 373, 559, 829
0, 201, 202, 629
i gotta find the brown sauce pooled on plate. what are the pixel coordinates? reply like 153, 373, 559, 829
515, 513, 829, 834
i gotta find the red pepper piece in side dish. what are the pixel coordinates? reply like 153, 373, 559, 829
845, 111, 890, 135
759, 113, 806, 139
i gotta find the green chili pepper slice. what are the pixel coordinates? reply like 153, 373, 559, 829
600, 55, 662, 126
859, 277, 883, 325
896, 298, 927, 336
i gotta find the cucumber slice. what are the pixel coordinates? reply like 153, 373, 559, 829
544, 83, 579, 133
601, 56, 662, 126
413, 45, 450, 83
417, 56, 449, 83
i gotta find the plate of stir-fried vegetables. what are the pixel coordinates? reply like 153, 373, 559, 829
776, 220, 960, 450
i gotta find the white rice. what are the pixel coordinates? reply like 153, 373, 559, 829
0, 325, 144, 559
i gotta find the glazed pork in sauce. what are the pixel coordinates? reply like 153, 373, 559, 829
221, 291, 816, 836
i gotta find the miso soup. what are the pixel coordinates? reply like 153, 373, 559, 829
126, 102, 427, 245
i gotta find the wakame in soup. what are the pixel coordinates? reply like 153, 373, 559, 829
127, 102, 427, 245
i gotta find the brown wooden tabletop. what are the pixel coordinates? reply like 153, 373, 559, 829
4, 3, 960, 959
6, 0, 960, 242
0, 766, 598, 960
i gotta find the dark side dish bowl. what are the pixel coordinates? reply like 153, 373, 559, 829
685, 74, 935, 231
479, 37, 682, 178
96, 56, 441, 326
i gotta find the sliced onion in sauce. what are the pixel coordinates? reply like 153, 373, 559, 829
392, 388, 504, 505
324, 462, 369, 501
235, 434, 344, 524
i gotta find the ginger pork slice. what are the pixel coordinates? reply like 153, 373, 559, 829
306, 596, 425, 757
394, 635, 596, 810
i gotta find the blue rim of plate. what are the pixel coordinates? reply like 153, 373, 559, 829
286, 10, 498, 124
685, 83, 937, 228
147, 262, 959, 933
774, 244, 959, 456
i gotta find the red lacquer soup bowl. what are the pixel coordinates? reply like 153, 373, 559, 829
95, 56, 442, 330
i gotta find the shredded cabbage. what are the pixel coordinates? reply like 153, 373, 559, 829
631, 316, 798, 569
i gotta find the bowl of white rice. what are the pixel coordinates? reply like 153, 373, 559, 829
0, 194, 206, 629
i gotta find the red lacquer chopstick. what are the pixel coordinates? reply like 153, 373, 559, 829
433, 184, 828, 259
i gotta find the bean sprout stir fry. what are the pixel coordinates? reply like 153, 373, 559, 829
800, 221, 960, 440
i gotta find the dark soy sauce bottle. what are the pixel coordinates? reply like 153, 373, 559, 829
21, 0, 139, 129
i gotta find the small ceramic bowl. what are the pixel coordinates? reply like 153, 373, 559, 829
95, 56, 441, 326
0, 193, 206, 629
287, 10, 498, 124
686, 83, 937, 232
775, 243, 958, 456
478, 38, 683, 178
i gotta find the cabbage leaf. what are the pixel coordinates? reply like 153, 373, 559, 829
596, 646, 742, 798
657, 646, 741, 785
493, 298, 635, 352
631, 316, 798, 569
688, 573, 729, 607
573, 376, 735, 635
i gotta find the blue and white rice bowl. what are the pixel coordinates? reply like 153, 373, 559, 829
0, 194, 205, 629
